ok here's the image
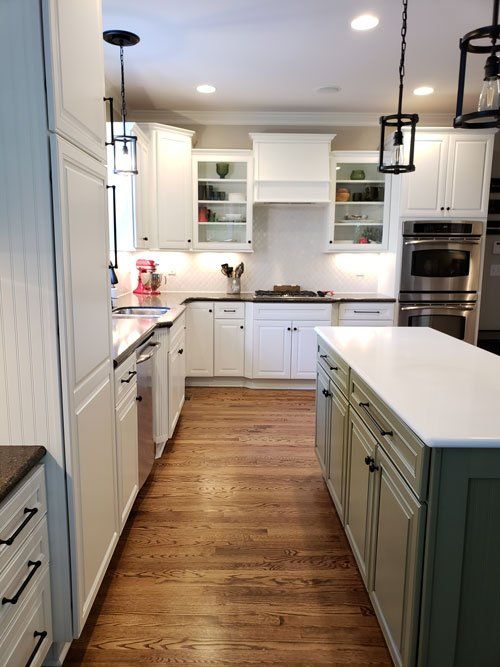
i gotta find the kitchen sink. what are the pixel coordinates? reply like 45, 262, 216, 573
113, 307, 170, 317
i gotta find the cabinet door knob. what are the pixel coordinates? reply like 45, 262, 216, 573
329, 240, 333, 244
248, 240, 252, 244
440, 207, 445, 211
136, 395, 143, 402
240, 325, 244, 329
187, 239, 192, 243
287, 327, 291, 331
178, 348, 184, 355
142, 236, 148, 241
209, 309, 213, 313
446, 207, 450, 211
293, 327, 298, 331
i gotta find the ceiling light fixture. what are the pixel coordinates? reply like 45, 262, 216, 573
103, 29, 140, 175
413, 86, 434, 96
196, 84, 216, 94
351, 14, 379, 31
454, 0, 500, 129
378, 0, 419, 174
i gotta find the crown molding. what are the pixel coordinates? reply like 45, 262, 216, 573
128, 108, 454, 127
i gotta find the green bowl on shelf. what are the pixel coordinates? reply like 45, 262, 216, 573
216, 162, 230, 179
350, 169, 365, 180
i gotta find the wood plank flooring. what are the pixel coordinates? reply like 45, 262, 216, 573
65, 388, 391, 666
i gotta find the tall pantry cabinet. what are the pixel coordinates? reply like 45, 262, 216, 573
0, 0, 117, 662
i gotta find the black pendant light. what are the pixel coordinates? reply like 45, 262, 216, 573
378, 0, 419, 174
454, 0, 500, 129
103, 29, 140, 174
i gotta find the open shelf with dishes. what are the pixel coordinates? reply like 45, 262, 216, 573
328, 151, 391, 251
193, 149, 253, 251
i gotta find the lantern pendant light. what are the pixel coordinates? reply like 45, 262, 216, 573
454, 0, 500, 129
103, 29, 140, 174
378, 0, 419, 174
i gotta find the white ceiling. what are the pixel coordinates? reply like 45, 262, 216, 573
102, 0, 491, 117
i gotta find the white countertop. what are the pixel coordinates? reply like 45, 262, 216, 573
315, 327, 500, 448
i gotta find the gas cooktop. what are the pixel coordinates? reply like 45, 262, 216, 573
254, 290, 318, 298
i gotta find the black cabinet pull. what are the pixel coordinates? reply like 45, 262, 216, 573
248, 240, 252, 244
329, 240, 333, 244
103, 97, 115, 146
322, 388, 332, 398
187, 239, 192, 243
120, 370, 137, 384
364, 455, 379, 473
0, 507, 38, 546
136, 395, 142, 402
440, 206, 445, 211
178, 348, 184, 355
359, 402, 393, 437
446, 207, 450, 211
2, 560, 42, 605
287, 327, 291, 331
320, 354, 328, 359
142, 236, 149, 241
223, 309, 236, 312
293, 327, 298, 331
209, 309, 213, 313
369, 462, 379, 473
240, 325, 244, 330
25, 631, 48, 667
329, 365, 338, 371
106, 185, 118, 269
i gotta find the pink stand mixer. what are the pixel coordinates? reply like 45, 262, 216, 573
133, 259, 165, 295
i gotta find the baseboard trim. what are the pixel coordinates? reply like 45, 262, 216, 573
186, 377, 315, 390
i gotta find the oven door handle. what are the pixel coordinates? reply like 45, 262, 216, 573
400, 304, 475, 312
403, 238, 481, 246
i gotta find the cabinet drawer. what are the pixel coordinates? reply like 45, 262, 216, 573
317, 342, 349, 396
339, 302, 395, 321
254, 302, 331, 321
0, 567, 52, 667
0, 520, 49, 635
115, 353, 138, 402
350, 371, 429, 500
0, 467, 46, 573
214, 302, 245, 319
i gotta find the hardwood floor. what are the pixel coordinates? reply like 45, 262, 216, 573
65, 388, 391, 666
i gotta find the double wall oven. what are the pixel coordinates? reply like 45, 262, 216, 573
398, 221, 483, 344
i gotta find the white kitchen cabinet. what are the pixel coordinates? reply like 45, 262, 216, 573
338, 302, 395, 327
132, 124, 153, 249
214, 319, 245, 376
115, 383, 139, 532
186, 303, 214, 377
43, 0, 106, 162
252, 320, 292, 379
155, 125, 195, 250
250, 133, 335, 203
291, 321, 330, 379
168, 328, 186, 437
400, 130, 493, 218
315, 367, 330, 477
50, 135, 118, 635
193, 150, 253, 252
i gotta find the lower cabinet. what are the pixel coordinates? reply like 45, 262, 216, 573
115, 383, 139, 532
344, 408, 376, 583
326, 381, 348, 520
315, 366, 330, 476
369, 446, 425, 667
186, 303, 214, 377
214, 319, 245, 376
168, 327, 186, 437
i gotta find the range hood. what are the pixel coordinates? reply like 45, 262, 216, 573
250, 133, 335, 204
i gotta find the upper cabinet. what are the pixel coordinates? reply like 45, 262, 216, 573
43, 0, 106, 162
400, 130, 494, 218
131, 125, 153, 249
155, 125, 195, 250
330, 151, 391, 252
250, 133, 335, 203
192, 150, 253, 252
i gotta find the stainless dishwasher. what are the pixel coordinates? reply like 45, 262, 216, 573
136, 335, 161, 488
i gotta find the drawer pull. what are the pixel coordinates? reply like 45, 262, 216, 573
359, 402, 393, 437
320, 354, 328, 359
178, 348, 184, 355
329, 365, 338, 371
223, 309, 236, 312
0, 507, 38, 546
120, 370, 137, 384
353, 310, 381, 314
25, 631, 48, 667
2, 560, 42, 605
322, 388, 332, 398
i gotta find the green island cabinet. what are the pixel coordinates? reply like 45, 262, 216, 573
315, 338, 500, 667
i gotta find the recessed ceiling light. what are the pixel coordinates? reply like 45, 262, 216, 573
351, 14, 379, 31
196, 84, 216, 94
317, 85, 342, 94
413, 86, 434, 96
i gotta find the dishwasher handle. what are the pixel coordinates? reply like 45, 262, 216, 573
137, 341, 161, 364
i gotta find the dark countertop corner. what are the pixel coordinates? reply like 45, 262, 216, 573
0, 445, 46, 504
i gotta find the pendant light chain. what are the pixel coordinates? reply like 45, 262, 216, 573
397, 0, 408, 118
119, 44, 128, 138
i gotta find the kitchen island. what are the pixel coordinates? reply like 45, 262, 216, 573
314, 326, 500, 667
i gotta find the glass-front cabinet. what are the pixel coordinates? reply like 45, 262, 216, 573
192, 149, 253, 251
329, 151, 391, 251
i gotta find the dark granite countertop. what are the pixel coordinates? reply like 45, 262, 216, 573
111, 291, 396, 366
0, 445, 46, 503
